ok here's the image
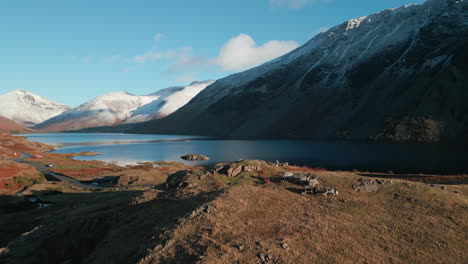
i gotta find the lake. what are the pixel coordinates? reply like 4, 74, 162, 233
22, 133, 468, 174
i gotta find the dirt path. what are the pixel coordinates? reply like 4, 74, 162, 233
11, 152, 109, 190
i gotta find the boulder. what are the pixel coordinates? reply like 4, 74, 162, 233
180, 154, 210, 161
117, 175, 139, 186
243, 165, 262, 172
166, 170, 194, 189
211, 160, 265, 177
352, 179, 393, 193
322, 187, 339, 196
227, 166, 243, 177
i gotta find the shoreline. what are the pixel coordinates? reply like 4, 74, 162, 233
0, 133, 466, 263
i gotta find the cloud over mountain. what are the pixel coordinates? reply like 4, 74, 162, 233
213, 34, 299, 71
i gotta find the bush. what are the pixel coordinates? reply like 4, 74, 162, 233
13, 176, 33, 187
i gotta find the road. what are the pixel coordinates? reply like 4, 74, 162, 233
12, 152, 108, 190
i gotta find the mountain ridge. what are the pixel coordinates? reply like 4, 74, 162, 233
130, 0, 468, 142
35, 80, 215, 131
0, 90, 70, 127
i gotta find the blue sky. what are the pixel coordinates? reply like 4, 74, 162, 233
0, 0, 426, 107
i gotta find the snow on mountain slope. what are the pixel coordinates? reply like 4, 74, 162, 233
132, 0, 468, 141
36, 80, 215, 131
125, 80, 215, 123
0, 90, 70, 127
35, 92, 157, 131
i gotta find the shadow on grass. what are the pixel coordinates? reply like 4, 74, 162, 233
0, 187, 223, 264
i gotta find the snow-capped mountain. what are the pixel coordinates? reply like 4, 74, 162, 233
132, 0, 468, 141
125, 80, 215, 123
0, 90, 70, 127
35, 92, 157, 131
36, 81, 215, 131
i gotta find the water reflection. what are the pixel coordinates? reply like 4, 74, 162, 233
23, 133, 468, 174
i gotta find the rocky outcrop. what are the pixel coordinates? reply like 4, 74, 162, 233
352, 178, 393, 193
275, 172, 338, 196
166, 170, 200, 189
211, 160, 265, 177
371, 117, 445, 143
180, 154, 210, 161
116, 175, 139, 186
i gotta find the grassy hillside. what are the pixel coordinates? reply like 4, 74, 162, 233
1, 159, 466, 264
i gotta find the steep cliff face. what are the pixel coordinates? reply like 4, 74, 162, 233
132, 0, 468, 141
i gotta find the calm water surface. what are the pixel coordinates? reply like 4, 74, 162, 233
23, 133, 468, 174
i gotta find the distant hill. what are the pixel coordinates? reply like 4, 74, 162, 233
0, 116, 31, 134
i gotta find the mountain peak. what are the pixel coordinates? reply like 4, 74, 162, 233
97, 91, 135, 98
8, 89, 32, 95
131, 0, 468, 142
0, 90, 70, 127
11, 89, 27, 93
189, 80, 216, 86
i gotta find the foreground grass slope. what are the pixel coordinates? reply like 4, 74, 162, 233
141, 168, 466, 264
1, 158, 466, 264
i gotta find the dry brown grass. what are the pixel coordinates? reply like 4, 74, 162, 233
0, 134, 55, 153
25, 152, 121, 179
1, 161, 466, 264
142, 170, 467, 264
0, 161, 44, 194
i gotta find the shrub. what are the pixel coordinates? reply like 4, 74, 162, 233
13, 176, 32, 187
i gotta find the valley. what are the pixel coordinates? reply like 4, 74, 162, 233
0, 0, 466, 263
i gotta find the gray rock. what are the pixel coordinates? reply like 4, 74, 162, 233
353, 179, 393, 193
280, 243, 290, 251
235, 244, 244, 251
322, 187, 339, 196
180, 154, 210, 161
227, 166, 243, 177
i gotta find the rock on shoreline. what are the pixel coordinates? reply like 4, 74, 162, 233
180, 154, 210, 161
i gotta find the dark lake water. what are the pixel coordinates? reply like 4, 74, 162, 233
22, 133, 468, 174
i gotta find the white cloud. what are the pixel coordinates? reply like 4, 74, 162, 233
129, 33, 299, 75
132, 51, 166, 63
132, 47, 192, 63
213, 34, 299, 71
67, 55, 94, 64
165, 55, 207, 75
80, 56, 94, 64
102, 55, 121, 63
153, 33, 165, 41
269, 0, 331, 9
